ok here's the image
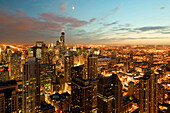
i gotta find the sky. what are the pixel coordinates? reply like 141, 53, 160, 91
0, 0, 170, 45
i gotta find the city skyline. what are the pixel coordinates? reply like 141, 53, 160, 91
0, 0, 170, 45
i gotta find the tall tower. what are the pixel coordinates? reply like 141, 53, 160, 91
139, 73, 158, 113
71, 77, 98, 113
0, 80, 18, 113
22, 57, 41, 113
64, 55, 74, 82
60, 31, 65, 49
87, 55, 98, 79
97, 74, 123, 113
10, 54, 21, 80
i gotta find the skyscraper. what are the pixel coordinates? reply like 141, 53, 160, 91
139, 75, 150, 113
87, 54, 98, 79
29, 41, 47, 63
128, 81, 134, 97
71, 77, 98, 113
64, 55, 74, 82
60, 31, 65, 49
40, 64, 56, 94
56, 31, 65, 57
139, 72, 158, 113
0, 65, 9, 82
97, 74, 123, 113
71, 65, 86, 79
10, 54, 21, 80
0, 80, 18, 113
158, 83, 165, 104
22, 57, 41, 113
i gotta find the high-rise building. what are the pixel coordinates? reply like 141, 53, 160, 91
139, 75, 150, 113
22, 57, 41, 113
97, 74, 123, 113
0, 80, 18, 113
150, 73, 158, 113
130, 51, 133, 62
134, 83, 139, 100
158, 83, 165, 104
0, 65, 9, 82
60, 31, 65, 49
56, 31, 65, 57
139, 73, 158, 113
29, 41, 47, 63
71, 77, 98, 113
64, 55, 74, 82
71, 65, 86, 79
87, 55, 98, 79
10, 54, 21, 80
128, 81, 134, 97
40, 64, 56, 94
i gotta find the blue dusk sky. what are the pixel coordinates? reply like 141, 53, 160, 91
0, 0, 170, 45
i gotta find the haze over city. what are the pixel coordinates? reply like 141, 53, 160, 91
0, 0, 170, 45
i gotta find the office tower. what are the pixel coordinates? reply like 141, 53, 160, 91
130, 51, 133, 62
64, 55, 74, 82
0, 80, 18, 113
71, 65, 86, 79
30, 41, 46, 63
149, 53, 154, 65
125, 58, 130, 72
5, 46, 11, 63
139, 73, 158, 113
22, 57, 41, 113
128, 81, 134, 97
10, 54, 21, 80
158, 84, 165, 104
87, 54, 98, 79
60, 31, 65, 49
134, 83, 139, 100
139, 75, 150, 113
0, 66, 9, 82
71, 77, 98, 113
56, 31, 65, 57
150, 73, 158, 113
97, 74, 123, 113
40, 64, 56, 94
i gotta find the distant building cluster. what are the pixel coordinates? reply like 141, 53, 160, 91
0, 31, 170, 113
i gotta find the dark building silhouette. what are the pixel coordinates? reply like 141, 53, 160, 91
0, 80, 18, 113
71, 77, 98, 113
64, 55, 74, 82
139, 72, 158, 113
97, 74, 123, 113
22, 57, 41, 113
87, 55, 98, 79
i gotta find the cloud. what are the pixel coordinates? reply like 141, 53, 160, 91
90, 18, 96, 23
40, 13, 96, 28
101, 5, 121, 20
96, 37, 169, 42
135, 26, 167, 31
0, 11, 62, 31
0, 10, 95, 31
160, 7, 166, 10
0, 10, 96, 44
103, 21, 118, 26
59, 2, 67, 11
